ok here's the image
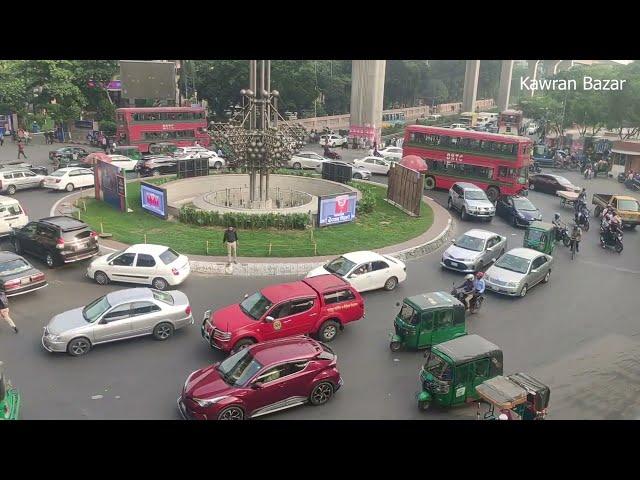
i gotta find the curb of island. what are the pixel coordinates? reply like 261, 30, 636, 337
51, 180, 453, 277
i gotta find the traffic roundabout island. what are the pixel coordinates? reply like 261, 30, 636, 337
59, 173, 451, 275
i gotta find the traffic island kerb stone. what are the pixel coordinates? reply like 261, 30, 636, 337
52, 181, 452, 277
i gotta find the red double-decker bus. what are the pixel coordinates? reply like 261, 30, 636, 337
403, 125, 532, 202
115, 107, 210, 153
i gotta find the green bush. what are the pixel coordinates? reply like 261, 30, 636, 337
272, 168, 318, 177
349, 181, 376, 214
178, 206, 311, 230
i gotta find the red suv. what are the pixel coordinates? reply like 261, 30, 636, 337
178, 336, 342, 420
201, 274, 364, 354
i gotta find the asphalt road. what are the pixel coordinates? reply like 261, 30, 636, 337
1, 141, 639, 419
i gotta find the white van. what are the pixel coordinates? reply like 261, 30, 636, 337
480, 112, 499, 122
0, 195, 28, 236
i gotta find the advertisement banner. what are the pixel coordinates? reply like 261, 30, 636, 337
141, 182, 168, 219
94, 160, 126, 212
317, 192, 357, 227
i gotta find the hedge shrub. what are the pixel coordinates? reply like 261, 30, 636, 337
179, 206, 311, 230
349, 181, 376, 214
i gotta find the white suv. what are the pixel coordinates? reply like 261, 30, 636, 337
448, 182, 495, 222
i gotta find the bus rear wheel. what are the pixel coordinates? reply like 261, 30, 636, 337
486, 186, 500, 203
424, 176, 436, 190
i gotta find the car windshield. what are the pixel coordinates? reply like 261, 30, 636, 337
216, 349, 264, 386
239, 292, 273, 321
618, 199, 639, 212
106, 250, 124, 262
513, 197, 537, 211
465, 190, 488, 200
82, 295, 112, 323
0, 258, 31, 275
324, 256, 356, 276
454, 234, 485, 252
495, 253, 530, 274
424, 352, 452, 381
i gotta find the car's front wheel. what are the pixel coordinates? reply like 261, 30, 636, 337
213, 161, 222, 170
94, 271, 109, 285
520, 284, 528, 297
353, 173, 362, 180
13, 238, 22, 254
217, 406, 245, 420
67, 337, 92, 357
7, 185, 16, 195
230, 338, 256, 354
309, 381, 334, 406
293, 162, 302, 170
45, 252, 57, 268
461, 208, 468, 221
543, 270, 551, 283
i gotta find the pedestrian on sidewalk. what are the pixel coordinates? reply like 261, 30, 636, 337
17, 140, 27, 159
0, 287, 18, 334
223, 226, 238, 264
101, 135, 108, 153
0, 130, 4, 146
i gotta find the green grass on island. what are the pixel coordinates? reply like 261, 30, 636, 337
79, 178, 434, 257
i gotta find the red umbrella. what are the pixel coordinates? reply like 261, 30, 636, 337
399, 155, 428, 173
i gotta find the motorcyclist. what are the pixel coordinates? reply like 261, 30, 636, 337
552, 213, 564, 241
601, 203, 614, 229
473, 272, 486, 303
459, 274, 475, 311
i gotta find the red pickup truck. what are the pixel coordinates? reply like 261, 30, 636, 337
201, 274, 365, 354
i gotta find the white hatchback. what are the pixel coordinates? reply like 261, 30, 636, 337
368, 147, 403, 160
43, 168, 95, 192
86, 244, 191, 291
306, 251, 407, 292
354, 156, 393, 175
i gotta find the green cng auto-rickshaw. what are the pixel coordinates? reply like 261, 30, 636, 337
523, 222, 556, 255
0, 362, 20, 420
475, 373, 550, 420
417, 335, 503, 411
389, 292, 467, 352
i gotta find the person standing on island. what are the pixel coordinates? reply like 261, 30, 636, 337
223, 226, 238, 264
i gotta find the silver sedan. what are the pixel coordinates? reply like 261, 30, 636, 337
42, 288, 193, 356
484, 248, 553, 298
441, 229, 507, 273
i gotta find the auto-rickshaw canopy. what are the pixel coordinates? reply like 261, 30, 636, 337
523, 222, 556, 254
405, 291, 463, 312
476, 375, 528, 410
434, 334, 502, 366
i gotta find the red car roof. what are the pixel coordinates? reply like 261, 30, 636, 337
302, 274, 350, 292
250, 337, 322, 365
261, 280, 317, 303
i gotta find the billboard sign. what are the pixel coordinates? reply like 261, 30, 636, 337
317, 192, 357, 227
141, 182, 168, 219
94, 160, 126, 212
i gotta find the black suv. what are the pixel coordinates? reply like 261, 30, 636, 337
13, 216, 99, 268
135, 155, 177, 177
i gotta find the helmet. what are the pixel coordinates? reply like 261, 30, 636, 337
554, 213, 560, 220
465, 274, 474, 281
476, 271, 484, 278
498, 414, 509, 420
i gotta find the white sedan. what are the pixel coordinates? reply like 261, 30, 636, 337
42, 167, 95, 192
107, 154, 139, 172
306, 251, 406, 292
320, 134, 348, 147
86, 244, 191, 291
354, 156, 393, 175
368, 146, 403, 160
288, 151, 327, 170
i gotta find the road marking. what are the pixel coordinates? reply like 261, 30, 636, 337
579, 259, 640, 275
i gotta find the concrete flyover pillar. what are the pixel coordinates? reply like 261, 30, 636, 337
526, 60, 541, 96
350, 60, 386, 145
462, 60, 480, 112
497, 60, 514, 112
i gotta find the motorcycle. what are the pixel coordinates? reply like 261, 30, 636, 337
574, 205, 590, 232
554, 224, 572, 247
450, 284, 484, 314
529, 162, 542, 173
600, 227, 623, 253
323, 149, 342, 160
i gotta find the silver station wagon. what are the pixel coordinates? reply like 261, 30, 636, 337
42, 288, 193, 356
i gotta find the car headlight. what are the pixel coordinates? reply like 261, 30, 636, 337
47, 333, 61, 341
507, 282, 518, 288
192, 396, 229, 408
